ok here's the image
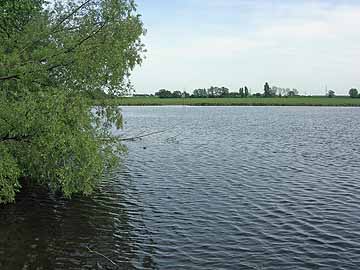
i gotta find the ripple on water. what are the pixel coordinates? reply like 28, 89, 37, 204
1, 106, 360, 269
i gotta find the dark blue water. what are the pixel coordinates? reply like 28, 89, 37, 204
1, 106, 360, 269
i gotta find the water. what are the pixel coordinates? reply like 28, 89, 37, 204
1, 106, 360, 270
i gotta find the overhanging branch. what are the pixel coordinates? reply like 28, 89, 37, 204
53, 0, 93, 30
0, 74, 19, 81
0, 134, 32, 143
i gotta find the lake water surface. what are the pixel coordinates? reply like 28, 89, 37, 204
1, 106, 360, 269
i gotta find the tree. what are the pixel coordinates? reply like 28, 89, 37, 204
0, 0, 145, 203
286, 88, 299, 97
172, 90, 182, 98
218, 87, 230, 97
182, 91, 190, 98
244, 86, 249, 97
155, 89, 172, 98
277, 87, 286, 97
207, 86, 216, 97
270, 86, 277, 97
349, 88, 358, 98
327, 90, 335, 98
239, 88, 244, 98
193, 88, 207, 98
264, 82, 271, 97
207, 86, 229, 97
214, 87, 223, 97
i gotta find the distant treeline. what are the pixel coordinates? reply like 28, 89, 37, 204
152, 83, 302, 98
134, 83, 359, 99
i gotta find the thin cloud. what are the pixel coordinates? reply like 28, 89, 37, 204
132, 0, 360, 94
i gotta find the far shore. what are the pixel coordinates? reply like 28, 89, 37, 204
95, 96, 360, 107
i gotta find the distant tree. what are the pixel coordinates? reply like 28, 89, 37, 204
270, 86, 277, 97
220, 87, 230, 97
182, 91, 190, 98
155, 89, 172, 98
214, 87, 222, 97
193, 88, 207, 98
239, 87, 245, 98
207, 86, 229, 97
253, 93, 262, 97
172, 90, 183, 98
244, 86, 249, 97
207, 86, 216, 97
264, 82, 271, 97
287, 90, 295, 97
278, 87, 286, 97
349, 88, 358, 98
287, 88, 299, 97
327, 90, 335, 98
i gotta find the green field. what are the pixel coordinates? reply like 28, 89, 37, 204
100, 96, 360, 107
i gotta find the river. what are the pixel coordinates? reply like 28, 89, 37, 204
1, 106, 360, 269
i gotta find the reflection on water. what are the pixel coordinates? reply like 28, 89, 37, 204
1, 106, 360, 269
0, 165, 157, 270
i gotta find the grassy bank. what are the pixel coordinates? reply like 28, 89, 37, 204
98, 96, 360, 107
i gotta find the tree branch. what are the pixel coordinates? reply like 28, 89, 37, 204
34, 23, 106, 73
86, 246, 119, 267
0, 74, 19, 81
53, 0, 93, 30
2, 6, 106, 85
0, 134, 32, 143
72, 22, 107, 50
18, 0, 94, 56
119, 128, 171, 141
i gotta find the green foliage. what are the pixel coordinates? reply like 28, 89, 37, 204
263, 82, 270, 97
193, 88, 207, 98
244, 86, 249, 97
207, 86, 229, 97
155, 89, 172, 98
0, 145, 21, 203
0, 0, 145, 203
349, 88, 358, 98
155, 89, 187, 98
239, 87, 244, 97
155, 89, 173, 98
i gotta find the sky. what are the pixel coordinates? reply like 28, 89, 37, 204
131, 0, 360, 95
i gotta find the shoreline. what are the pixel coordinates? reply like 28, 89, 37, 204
95, 97, 360, 107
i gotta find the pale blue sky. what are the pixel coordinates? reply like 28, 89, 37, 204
131, 0, 360, 95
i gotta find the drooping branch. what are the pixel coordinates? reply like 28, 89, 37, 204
1, 21, 106, 72
0, 74, 19, 81
18, 0, 94, 56
3, 22, 107, 83
0, 134, 32, 143
119, 128, 172, 141
86, 246, 119, 267
73, 22, 106, 49
53, 0, 93, 30
49, 21, 107, 59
